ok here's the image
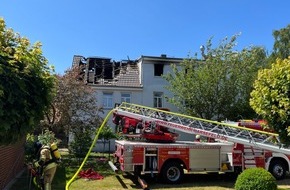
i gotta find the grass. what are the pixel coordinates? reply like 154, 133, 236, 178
9, 151, 290, 190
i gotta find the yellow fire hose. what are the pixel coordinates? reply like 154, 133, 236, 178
65, 109, 114, 190
32, 176, 42, 189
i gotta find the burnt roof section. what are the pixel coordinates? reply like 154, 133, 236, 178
72, 54, 184, 88
72, 55, 141, 87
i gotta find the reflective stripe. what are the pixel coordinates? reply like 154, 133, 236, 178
44, 162, 57, 172
34, 162, 40, 167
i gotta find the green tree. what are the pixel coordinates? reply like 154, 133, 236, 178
269, 24, 290, 62
164, 35, 267, 120
250, 58, 290, 145
69, 121, 94, 159
39, 65, 104, 147
0, 18, 55, 144
99, 124, 117, 156
46, 65, 104, 158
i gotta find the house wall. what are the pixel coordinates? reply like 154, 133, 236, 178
0, 139, 25, 190
140, 60, 178, 112
96, 87, 144, 127
139, 58, 193, 141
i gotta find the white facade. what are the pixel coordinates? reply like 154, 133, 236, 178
137, 55, 181, 112
90, 55, 184, 127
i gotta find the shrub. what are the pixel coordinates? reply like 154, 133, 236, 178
24, 133, 38, 162
234, 167, 277, 190
69, 126, 93, 158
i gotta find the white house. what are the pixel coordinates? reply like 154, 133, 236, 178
71, 54, 193, 152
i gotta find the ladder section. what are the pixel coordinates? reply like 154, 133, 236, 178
243, 145, 265, 169
114, 102, 290, 155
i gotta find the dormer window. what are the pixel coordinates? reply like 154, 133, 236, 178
154, 64, 164, 76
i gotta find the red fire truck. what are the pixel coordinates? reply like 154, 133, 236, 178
109, 103, 290, 184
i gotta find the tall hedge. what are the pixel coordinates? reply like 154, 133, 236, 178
0, 18, 55, 144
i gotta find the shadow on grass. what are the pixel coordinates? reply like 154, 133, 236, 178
115, 175, 129, 189
140, 172, 290, 190
147, 173, 236, 189
14, 152, 290, 190
10, 166, 67, 190
52, 166, 66, 190
10, 163, 290, 190
9, 152, 115, 190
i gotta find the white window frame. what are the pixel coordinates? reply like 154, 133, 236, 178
121, 93, 131, 103
153, 92, 163, 108
103, 93, 113, 109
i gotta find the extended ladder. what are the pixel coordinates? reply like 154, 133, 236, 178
114, 102, 290, 155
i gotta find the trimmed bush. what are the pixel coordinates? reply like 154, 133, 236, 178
234, 167, 277, 190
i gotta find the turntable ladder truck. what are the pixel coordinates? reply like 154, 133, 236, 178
110, 102, 290, 184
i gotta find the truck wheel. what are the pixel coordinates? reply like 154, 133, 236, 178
161, 161, 184, 184
269, 160, 286, 180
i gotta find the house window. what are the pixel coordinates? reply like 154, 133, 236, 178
154, 64, 164, 76
121, 93, 131, 103
103, 93, 113, 109
153, 92, 163, 108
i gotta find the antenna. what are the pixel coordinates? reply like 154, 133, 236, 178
200, 45, 207, 60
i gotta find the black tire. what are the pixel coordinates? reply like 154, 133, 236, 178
161, 161, 184, 184
269, 159, 286, 180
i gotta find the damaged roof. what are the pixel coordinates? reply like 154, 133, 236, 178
72, 55, 141, 88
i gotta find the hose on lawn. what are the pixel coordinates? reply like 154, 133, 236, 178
65, 109, 114, 190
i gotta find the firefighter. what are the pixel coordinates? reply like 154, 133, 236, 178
207, 137, 216, 142
194, 135, 201, 142
34, 138, 60, 190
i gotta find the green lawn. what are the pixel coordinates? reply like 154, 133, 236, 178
9, 152, 290, 190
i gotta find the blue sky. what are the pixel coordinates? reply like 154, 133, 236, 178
1, 0, 290, 74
